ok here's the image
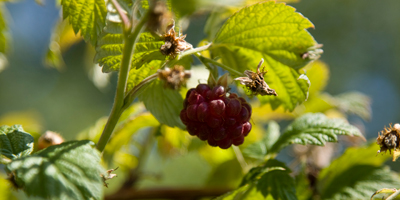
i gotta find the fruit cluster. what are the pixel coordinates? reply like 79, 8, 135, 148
180, 84, 252, 149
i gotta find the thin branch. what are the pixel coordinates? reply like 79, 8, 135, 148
110, 0, 131, 30
195, 54, 243, 76
96, 9, 150, 152
180, 43, 212, 58
105, 188, 232, 200
386, 189, 400, 200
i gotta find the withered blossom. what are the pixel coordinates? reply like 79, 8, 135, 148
158, 65, 191, 90
234, 58, 277, 96
160, 23, 192, 58
377, 123, 400, 155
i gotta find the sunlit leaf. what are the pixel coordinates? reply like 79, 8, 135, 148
138, 80, 185, 129
61, 0, 107, 45
0, 125, 34, 161
269, 113, 363, 154
206, 159, 243, 187
234, 159, 296, 200
321, 166, 400, 200
212, 2, 320, 111
6, 140, 104, 200
95, 21, 166, 72
318, 142, 392, 198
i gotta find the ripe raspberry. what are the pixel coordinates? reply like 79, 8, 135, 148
180, 83, 252, 149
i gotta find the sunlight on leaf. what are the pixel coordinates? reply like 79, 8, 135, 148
0, 3, 9, 54
318, 142, 394, 199
6, 140, 104, 200
61, 0, 107, 45
212, 2, 320, 111
269, 113, 363, 154
139, 80, 185, 129
95, 21, 166, 72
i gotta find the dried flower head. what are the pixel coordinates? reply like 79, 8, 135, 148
38, 131, 64, 150
147, 1, 173, 34
377, 123, 400, 160
160, 23, 192, 58
158, 65, 191, 90
234, 58, 277, 96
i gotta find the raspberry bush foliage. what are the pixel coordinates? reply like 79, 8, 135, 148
0, 0, 398, 200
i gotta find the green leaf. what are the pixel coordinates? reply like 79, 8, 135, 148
212, 2, 320, 111
0, 174, 17, 200
0, 125, 34, 161
238, 159, 297, 200
95, 21, 166, 72
6, 140, 104, 200
214, 184, 264, 200
321, 166, 400, 200
0, 3, 9, 54
333, 92, 372, 121
214, 1, 316, 68
61, 0, 107, 45
303, 60, 329, 95
243, 121, 280, 160
138, 80, 185, 129
269, 113, 362, 154
318, 142, 392, 198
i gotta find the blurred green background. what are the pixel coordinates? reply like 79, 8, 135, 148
1, 0, 400, 141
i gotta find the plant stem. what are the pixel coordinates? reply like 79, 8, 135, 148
180, 43, 212, 57
195, 54, 243, 76
232, 146, 248, 172
386, 189, 400, 200
96, 10, 150, 152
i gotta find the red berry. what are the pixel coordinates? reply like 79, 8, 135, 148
229, 124, 243, 139
213, 127, 227, 141
232, 135, 244, 146
237, 107, 250, 122
197, 102, 209, 122
226, 98, 241, 117
218, 137, 232, 149
180, 109, 189, 125
242, 122, 252, 136
186, 104, 198, 121
196, 84, 210, 96
210, 99, 225, 117
181, 83, 252, 149
206, 116, 222, 128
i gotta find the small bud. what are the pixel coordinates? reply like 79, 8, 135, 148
158, 65, 191, 90
301, 44, 323, 60
38, 131, 64, 150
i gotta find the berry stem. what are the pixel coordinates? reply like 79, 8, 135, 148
122, 73, 159, 111
96, 9, 150, 153
180, 43, 212, 58
110, 0, 131, 31
232, 146, 248, 172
